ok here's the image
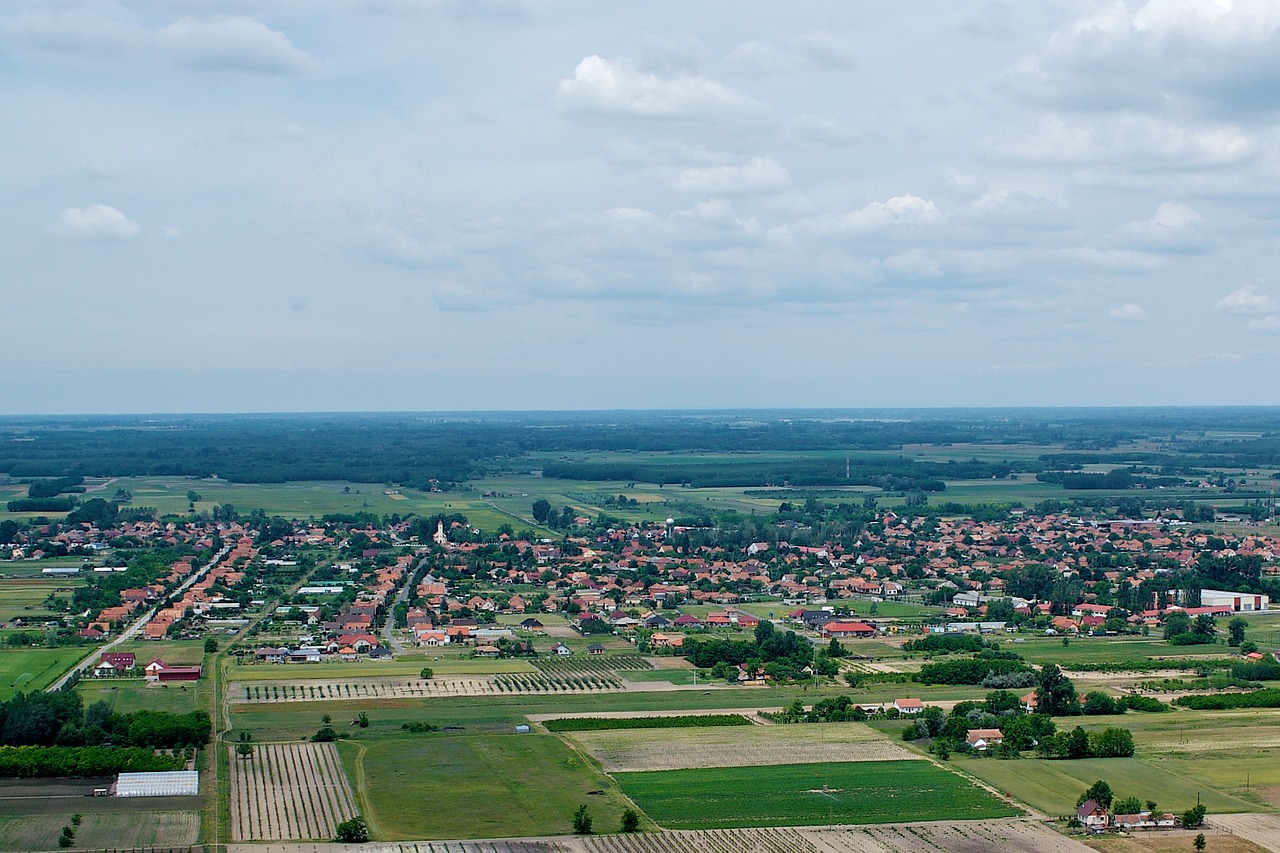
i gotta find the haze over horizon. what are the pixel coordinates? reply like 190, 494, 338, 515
5, 1, 1280, 414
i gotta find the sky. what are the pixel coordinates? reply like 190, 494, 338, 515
3, 0, 1280, 414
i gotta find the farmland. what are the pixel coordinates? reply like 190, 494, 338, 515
567, 721, 919, 772
0, 811, 199, 852
614, 761, 1021, 829
337, 733, 635, 840
232, 673, 630, 703
229, 742, 358, 841
0, 576, 82, 623
0, 647, 86, 700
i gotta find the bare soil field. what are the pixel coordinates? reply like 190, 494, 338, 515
229, 742, 358, 841
1207, 814, 1280, 853
1085, 828, 1271, 853
566, 721, 919, 772
223, 819, 1093, 853
230, 676, 627, 703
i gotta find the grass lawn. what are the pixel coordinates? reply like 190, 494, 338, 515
955, 755, 1258, 817
615, 760, 1020, 829
338, 732, 632, 839
0, 647, 85, 699
76, 677, 204, 715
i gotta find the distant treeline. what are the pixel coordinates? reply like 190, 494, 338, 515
1, 408, 1278, 486
541, 457, 1024, 490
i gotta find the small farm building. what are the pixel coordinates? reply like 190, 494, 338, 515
114, 771, 199, 797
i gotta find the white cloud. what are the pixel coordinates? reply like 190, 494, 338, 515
365, 223, 452, 268
672, 156, 790, 194
786, 114, 858, 146
881, 249, 942, 280
725, 34, 854, 76
801, 194, 942, 236
1247, 315, 1280, 333
1109, 303, 1147, 321
1216, 284, 1277, 315
1109, 201, 1209, 253
162, 226, 182, 239
48, 205, 140, 240
157, 17, 314, 74
556, 55, 759, 117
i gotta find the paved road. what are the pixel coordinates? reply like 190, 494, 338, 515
380, 560, 425, 655
47, 543, 231, 691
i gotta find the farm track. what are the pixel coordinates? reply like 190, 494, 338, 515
221, 819, 1094, 853
229, 742, 357, 841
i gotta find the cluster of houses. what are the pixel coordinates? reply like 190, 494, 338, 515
92, 652, 202, 682
1076, 800, 1179, 833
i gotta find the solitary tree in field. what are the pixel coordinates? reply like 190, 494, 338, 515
1194, 833, 1206, 851
335, 816, 369, 843
236, 731, 253, 760
620, 808, 640, 833
572, 805, 593, 835
1228, 617, 1247, 647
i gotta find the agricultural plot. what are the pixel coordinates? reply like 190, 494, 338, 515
1209, 814, 1280, 853
531, 655, 655, 676
958, 756, 1257, 818
0, 577, 82, 622
568, 721, 917, 772
233, 674, 627, 703
228, 742, 358, 841
614, 760, 1021, 829
0, 647, 85, 699
0, 811, 199, 852
226, 842, 573, 853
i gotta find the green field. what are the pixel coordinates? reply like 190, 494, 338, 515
0, 577, 83, 623
76, 677, 205, 715
957, 755, 1258, 818
1009, 637, 1232, 667
615, 760, 1020, 829
0, 648, 84, 700
0, 811, 199, 852
226, 657, 536, 681
338, 732, 633, 839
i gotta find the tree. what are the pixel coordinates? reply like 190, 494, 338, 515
1163, 611, 1191, 640
1194, 833, 1206, 851
620, 808, 640, 833
1089, 727, 1136, 758
1183, 804, 1207, 828
572, 804, 593, 835
356, 712, 370, 728
1228, 617, 1247, 647
1113, 796, 1143, 815
1077, 780, 1113, 811
334, 816, 369, 843
204, 638, 218, 653
531, 499, 552, 524
236, 731, 253, 759
1035, 664, 1079, 716
420, 667, 434, 680
1192, 614, 1217, 640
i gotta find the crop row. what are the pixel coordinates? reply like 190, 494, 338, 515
229, 742, 356, 841
532, 654, 654, 676
492, 673, 621, 692
543, 714, 752, 732
583, 828, 818, 853
367, 844, 570, 852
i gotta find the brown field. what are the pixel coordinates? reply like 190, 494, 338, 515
1207, 814, 1280, 853
229, 742, 358, 841
230, 676, 627, 703
1085, 829, 1271, 853
223, 819, 1094, 853
566, 722, 919, 772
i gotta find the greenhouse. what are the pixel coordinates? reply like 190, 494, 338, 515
114, 771, 199, 797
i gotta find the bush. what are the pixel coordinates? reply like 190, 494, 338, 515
311, 727, 339, 742
621, 808, 640, 833
572, 804, 593, 835
334, 816, 369, 843
401, 721, 439, 734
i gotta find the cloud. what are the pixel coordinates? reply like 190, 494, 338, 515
48, 205, 140, 240
162, 226, 182, 239
556, 55, 759, 117
786, 114, 858, 146
287, 296, 309, 312
365, 223, 452, 268
1109, 303, 1147, 321
799, 194, 942, 236
1109, 201, 1210, 253
880, 249, 943, 281
672, 156, 790, 194
156, 16, 314, 74
1247, 315, 1280, 333
1216, 285, 1277, 315
1016, 0, 1280, 113
724, 34, 855, 76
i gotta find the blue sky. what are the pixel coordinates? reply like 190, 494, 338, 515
4, 1, 1279, 413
